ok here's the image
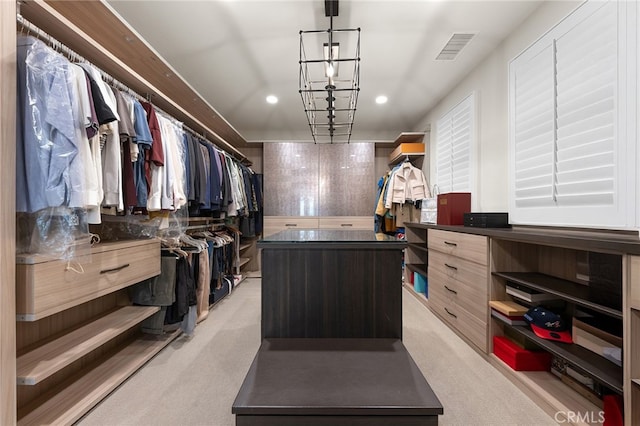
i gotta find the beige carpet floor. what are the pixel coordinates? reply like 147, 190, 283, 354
77, 278, 556, 426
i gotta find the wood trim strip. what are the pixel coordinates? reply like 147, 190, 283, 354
0, 1, 17, 424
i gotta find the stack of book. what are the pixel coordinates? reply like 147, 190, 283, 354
489, 300, 528, 326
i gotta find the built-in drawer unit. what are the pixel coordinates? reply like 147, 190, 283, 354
318, 216, 372, 230
263, 216, 320, 237
16, 239, 160, 321
427, 229, 489, 352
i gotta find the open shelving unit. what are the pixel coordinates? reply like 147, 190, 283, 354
489, 234, 627, 424
18, 331, 179, 426
17, 306, 159, 386
403, 223, 429, 307
493, 271, 622, 319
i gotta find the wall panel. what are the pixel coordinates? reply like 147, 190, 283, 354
264, 143, 374, 216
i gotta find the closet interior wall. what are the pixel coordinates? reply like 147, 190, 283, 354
1, 2, 17, 424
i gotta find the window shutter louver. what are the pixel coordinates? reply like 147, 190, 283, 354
513, 45, 555, 208
554, 2, 617, 207
436, 94, 474, 194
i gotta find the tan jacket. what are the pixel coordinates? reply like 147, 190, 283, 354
384, 162, 430, 208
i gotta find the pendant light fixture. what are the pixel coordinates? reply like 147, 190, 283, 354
299, 0, 360, 143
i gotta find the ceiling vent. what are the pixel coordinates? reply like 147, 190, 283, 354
436, 33, 475, 60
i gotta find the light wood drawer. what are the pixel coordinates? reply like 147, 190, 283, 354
428, 250, 488, 300
263, 216, 320, 236
428, 287, 487, 353
428, 229, 488, 266
428, 267, 487, 322
16, 239, 160, 321
318, 216, 373, 230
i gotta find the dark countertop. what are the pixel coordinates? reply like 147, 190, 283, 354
257, 229, 407, 249
232, 338, 443, 416
403, 222, 640, 254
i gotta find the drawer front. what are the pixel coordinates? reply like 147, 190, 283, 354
427, 287, 458, 327
454, 303, 488, 352
17, 240, 160, 320
428, 250, 488, 300
428, 284, 488, 353
428, 267, 487, 322
263, 216, 320, 236
318, 216, 373, 230
428, 229, 488, 265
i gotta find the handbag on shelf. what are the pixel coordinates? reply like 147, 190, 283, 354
420, 185, 439, 224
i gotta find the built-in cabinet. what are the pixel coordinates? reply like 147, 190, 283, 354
489, 237, 623, 424
406, 223, 640, 424
15, 239, 172, 424
428, 229, 489, 353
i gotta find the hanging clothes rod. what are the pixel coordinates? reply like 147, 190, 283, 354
16, 14, 247, 164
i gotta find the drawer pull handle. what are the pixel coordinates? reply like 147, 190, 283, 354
444, 285, 457, 294
444, 241, 457, 247
340, 224, 353, 227
444, 307, 457, 318
444, 263, 458, 271
100, 264, 130, 274
285, 224, 297, 227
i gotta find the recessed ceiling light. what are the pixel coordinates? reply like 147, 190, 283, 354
375, 95, 388, 105
266, 95, 278, 104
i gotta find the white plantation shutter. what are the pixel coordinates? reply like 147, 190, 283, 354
436, 113, 453, 192
554, 2, 617, 207
513, 45, 555, 208
509, 0, 635, 228
436, 94, 474, 194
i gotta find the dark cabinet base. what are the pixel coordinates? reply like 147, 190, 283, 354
232, 339, 443, 425
237, 415, 438, 426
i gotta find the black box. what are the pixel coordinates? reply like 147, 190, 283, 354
463, 212, 509, 228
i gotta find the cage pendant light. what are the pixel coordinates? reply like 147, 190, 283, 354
299, 0, 360, 144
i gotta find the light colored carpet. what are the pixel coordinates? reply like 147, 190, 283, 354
78, 278, 556, 426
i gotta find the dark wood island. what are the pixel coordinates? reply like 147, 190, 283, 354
232, 229, 443, 425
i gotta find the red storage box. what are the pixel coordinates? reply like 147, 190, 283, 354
437, 192, 471, 225
493, 336, 552, 371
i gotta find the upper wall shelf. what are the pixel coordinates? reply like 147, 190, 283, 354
19, 0, 249, 161
393, 132, 425, 146
388, 132, 425, 165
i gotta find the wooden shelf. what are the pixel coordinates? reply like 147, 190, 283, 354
489, 354, 602, 424
633, 379, 640, 387
393, 132, 425, 146
493, 271, 622, 319
237, 258, 251, 268
408, 242, 428, 253
17, 306, 159, 385
239, 243, 252, 251
17, 331, 180, 425
506, 325, 622, 393
406, 263, 427, 277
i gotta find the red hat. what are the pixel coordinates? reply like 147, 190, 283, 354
524, 306, 573, 344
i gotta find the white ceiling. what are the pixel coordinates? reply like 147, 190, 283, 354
106, 0, 543, 144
